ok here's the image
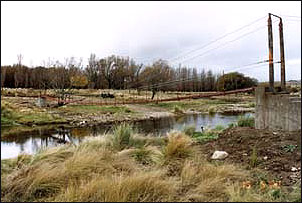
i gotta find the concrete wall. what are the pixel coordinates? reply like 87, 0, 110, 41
255, 86, 301, 131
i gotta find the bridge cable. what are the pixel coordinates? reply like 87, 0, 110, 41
167, 15, 267, 63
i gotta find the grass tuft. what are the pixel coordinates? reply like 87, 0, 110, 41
1, 102, 19, 126
108, 123, 135, 151
53, 171, 176, 202
131, 146, 163, 165
214, 124, 225, 131
208, 106, 216, 115
163, 131, 192, 160
237, 115, 255, 127
183, 125, 195, 136
249, 147, 259, 168
173, 105, 184, 114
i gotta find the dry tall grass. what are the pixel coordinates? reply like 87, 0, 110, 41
1, 124, 300, 202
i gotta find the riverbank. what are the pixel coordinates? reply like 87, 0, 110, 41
1, 92, 255, 133
1, 123, 300, 202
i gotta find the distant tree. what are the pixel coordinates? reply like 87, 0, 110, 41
85, 54, 100, 89
1, 66, 7, 89
204, 70, 215, 91
216, 72, 258, 91
34, 66, 49, 95
70, 75, 88, 89
192, 68, 198, 92
1, 54, 233, 93
99, 55, 117, 89
3, 66, 15, 88
127, 59, 143, 90
17, 54, 23, 66
200, 69, 206, 91
139, 59, 174, 98
49, 59, 74, 106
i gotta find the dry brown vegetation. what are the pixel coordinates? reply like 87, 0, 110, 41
1, 124, 300, 202
1, 88, 255, 132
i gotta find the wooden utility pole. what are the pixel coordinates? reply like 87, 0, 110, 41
279, 18, 286, 91
268, 13, 286, 92
268, 13, 274, 92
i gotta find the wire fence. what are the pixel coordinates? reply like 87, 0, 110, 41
40, 87, 255, 106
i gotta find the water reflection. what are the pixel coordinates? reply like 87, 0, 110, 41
1, 113, 252, 159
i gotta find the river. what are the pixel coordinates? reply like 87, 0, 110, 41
1, 112, 252, 159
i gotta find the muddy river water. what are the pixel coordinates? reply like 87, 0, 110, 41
1, 112, 252, 159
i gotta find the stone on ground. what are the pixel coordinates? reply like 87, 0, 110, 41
211, 151, 229, 160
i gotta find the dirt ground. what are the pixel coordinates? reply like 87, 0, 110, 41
197, 127, 301, 187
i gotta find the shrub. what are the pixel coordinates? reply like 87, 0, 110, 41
214, 125, 225, 131
173, 105, 184, 114
208, 106, 216, 115
237, 115, 254, 127
192, 131, 219, 143
1, 102, 19, 125
290, 87, 299, 93
183, 125, 196, 136
248, 102, 256, 108
228, 122, 237, 128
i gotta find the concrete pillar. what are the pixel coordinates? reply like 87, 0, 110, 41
255, 87, 266, 129
288, 99, 301, 131
255, 87, 301, 131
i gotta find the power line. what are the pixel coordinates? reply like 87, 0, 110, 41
224, 60, 269, 73
172, 18, 281, 65
283, 19, 302, 22
167, 16, 267, 64
130, 16, 267, 66
171, 24, 269, 65
137, 59, 275, 90
281, 15, 302, 19
225, 60, 280, 73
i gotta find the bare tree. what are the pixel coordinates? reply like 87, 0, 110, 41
1, 66, 6, 89
48, 59, 74, 106
100, 55, 117, 89
17, 54, 23, 66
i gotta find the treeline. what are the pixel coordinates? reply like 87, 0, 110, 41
1, 54, 257, 92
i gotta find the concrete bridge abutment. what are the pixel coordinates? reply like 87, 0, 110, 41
255, 86, 301, 131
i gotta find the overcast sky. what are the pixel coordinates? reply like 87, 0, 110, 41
1, 1, 301, 81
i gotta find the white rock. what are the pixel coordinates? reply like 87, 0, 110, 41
211, 151, 229, 160
273, 132, 277, 135
263, 156, 268, 160
291, 167, 298, 172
